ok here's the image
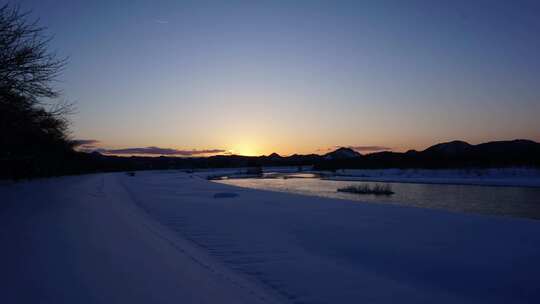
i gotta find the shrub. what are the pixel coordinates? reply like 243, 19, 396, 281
337, 183, 394, 195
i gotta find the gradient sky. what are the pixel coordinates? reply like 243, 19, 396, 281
17, 0, 540, 156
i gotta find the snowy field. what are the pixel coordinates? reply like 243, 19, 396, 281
0, 173, 284, 304
2, 170, 540, 303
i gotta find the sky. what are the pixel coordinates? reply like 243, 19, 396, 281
16, 0, 540, 156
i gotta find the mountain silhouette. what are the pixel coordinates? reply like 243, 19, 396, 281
422, 140, 473, 157
32, 139, 539, 177
324, 147, 362, 160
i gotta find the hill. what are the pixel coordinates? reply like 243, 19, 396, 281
79, 139, 540, 172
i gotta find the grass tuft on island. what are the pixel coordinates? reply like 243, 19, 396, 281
337, 183, 395, 196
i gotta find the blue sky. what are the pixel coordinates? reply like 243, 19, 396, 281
16, 0, 540, 155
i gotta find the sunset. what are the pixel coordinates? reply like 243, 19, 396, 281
2, 1, 540, 303
14, 0, 540, 156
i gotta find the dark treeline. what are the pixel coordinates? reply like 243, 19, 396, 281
15, 138, 534, 176
0, 4, 78, 179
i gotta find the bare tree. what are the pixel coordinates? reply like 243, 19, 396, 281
0, 4, 74, 178
0, 4, 67, 104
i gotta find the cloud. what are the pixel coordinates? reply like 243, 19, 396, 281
72, 140, 226, 156
72, 139, 101, 153
316, 145, 392, 153
96, 146, 226, 156
71, 139, 100, 147
154, 19, 169, 24
344, 146, 392, 152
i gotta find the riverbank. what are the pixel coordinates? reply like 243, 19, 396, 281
193, 167, 540, 188
1, 171, 539, 303
321, 168, 540, 188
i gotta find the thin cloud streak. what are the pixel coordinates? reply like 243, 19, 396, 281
316, 145, 392, 154
96, 146, 226, 156
345, 145, 392, 152
71, 139, 100, 147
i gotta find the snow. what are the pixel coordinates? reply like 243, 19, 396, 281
324, 167, 540, 187
2, 170, 540, 303
0, 173, 284, 304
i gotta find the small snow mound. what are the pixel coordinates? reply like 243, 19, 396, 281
213, 192, 239, 199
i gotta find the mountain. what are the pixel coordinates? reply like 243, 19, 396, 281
412, 139, 540, 166
55, 139, 540, 178
475, 139, 539, 155
267, 152, 282, 160
315, 139, 540, 170
324, 147, 362, 160
422, 140, 473, 157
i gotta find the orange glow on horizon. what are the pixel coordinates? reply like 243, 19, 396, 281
230, 143, 261, 157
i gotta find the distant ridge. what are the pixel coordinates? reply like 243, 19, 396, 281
423, 140, 473, 157
331, 139, 540, 169
418, 139, 539, 158
267, 152, 283, 160
324, 147, 362, 160
68, 139, 540, 173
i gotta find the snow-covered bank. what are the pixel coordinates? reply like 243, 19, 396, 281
0, 173, 284, 304
128, 171, 540, 304
324, 168, 540, 187
2, 171, 540, 303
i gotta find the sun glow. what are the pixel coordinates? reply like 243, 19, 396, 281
231, 143, 261, 156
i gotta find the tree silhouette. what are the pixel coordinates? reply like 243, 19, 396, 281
0, 4, 72, 179
0, 4, 66, 101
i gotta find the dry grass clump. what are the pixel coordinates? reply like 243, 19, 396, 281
337, 183, 394, 195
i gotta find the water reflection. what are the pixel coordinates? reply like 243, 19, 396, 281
216, 175, 540, 220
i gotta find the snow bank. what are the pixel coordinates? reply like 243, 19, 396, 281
324, 167, 540, 187
0, 173, 284, 304
2, 171, 539, 303
126, 171, 540, 304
